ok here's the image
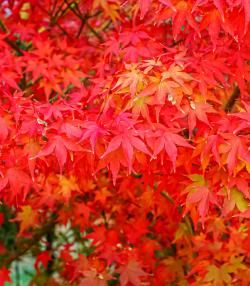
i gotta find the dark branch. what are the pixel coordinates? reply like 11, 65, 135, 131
0, 220, 56, 268
0, 19, 24, 56
224, 85, 240, 112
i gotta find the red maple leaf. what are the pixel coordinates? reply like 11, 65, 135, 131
220, 134, 250, 175
186, 186, 219, 227
148, 127, 193, 169
80, 269, 113, 286
32, 135, 85, 173
101, 129, 151, 173
79, 121, 108, 153
118, 260, 147, 286
0, 168, 31, 202
34, 251, 52, 272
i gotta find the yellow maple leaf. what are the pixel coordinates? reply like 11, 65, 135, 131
93, 0, 120, 22
204, 264, 232, 285
16, 206, 37, 234
19, 2, 31, 20
57, 175, 80, 202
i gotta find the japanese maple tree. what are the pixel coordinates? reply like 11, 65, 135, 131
0, 0, 249, 285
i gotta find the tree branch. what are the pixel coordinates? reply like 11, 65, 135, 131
0, 19, 24, 56
0, 220, 56, 268
224, 85, 240, 112
63, 0, 104, 41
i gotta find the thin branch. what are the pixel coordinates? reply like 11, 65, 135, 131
37, 3, 72, 39
224, 85, 240, 112
0, 219, 56, 268
54, 21, 72, 38
170, 39, 183, 47
52, 0, 67, 21
0, 18, 7, 33
0, 19, 24, 56
4, 38, 24, 56
50, 0, 59, 16
102, 20, 112, 31
63, 0, 104, 41
86, 22, 104, 41
63, 0, 82, 18
89, 10, 103, 18
77, 19, 85, 37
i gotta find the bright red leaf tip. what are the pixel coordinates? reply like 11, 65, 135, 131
79, 121, 108, 153
138, 0, 151, 19
34, 251, 51, 272
0, 268, 11, 286
149, 129, 193, 169
186, 186, 219, 228
101, 129, 151, 173
0, 168, 31, 202
31, 136, 85, 173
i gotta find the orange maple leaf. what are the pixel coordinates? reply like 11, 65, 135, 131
15, 205, 38, 234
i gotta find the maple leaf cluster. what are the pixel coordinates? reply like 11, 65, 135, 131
0, 0, 249, 285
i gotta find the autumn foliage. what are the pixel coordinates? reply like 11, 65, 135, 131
0, 0, 249, 285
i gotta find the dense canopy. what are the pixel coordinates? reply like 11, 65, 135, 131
0, 0, 249, 285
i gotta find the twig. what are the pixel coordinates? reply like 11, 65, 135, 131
50, 0, 59, 15
0, 19, 24, 56
63, 0, 104, 41
37, 3, 72, 39
52, 0, 67, 21
0, 18, 7, 33
64, 0, 82, 18
4, 38, 24, 56
0, 220, 56, 267
86, 22, 104, 41
102, 20, 112, 31
224, 85, 240, 112
77, 18, 85, 37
